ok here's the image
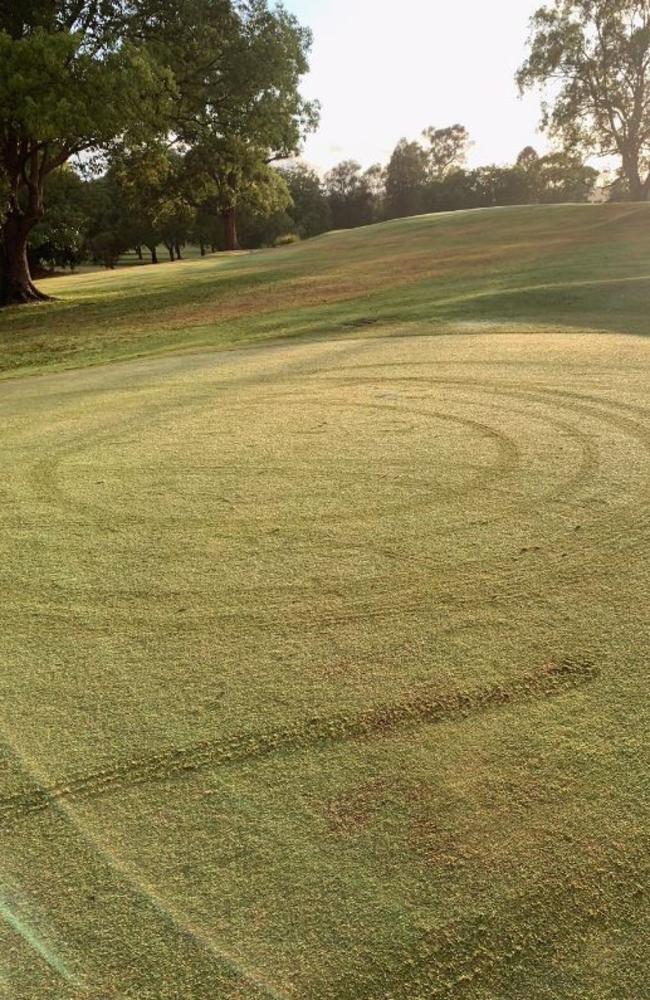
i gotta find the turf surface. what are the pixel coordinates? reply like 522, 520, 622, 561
0, 205, 649, 998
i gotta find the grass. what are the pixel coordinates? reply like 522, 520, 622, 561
0, 203, 649, 997
1, 202, 650, 377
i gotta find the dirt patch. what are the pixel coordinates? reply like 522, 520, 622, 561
323, 780, 392, 835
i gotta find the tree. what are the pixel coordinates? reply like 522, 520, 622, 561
233, 162, 291, 248
111, 144, 193, 262
184, 138, 288, 251
0, 3, 173, 304
28, 167, 88, 273
518, 0, 650, 201
192, 200, 224, 255
425, 169, 478, 213
363, 164, 386, 222
385, 140, 428, 219
464, 165, 530, 207
517, 146, 540, 171
279, 163, 331, 238
423, 124, 471, 179
324, 161, 376, 229
84, 174, 134, 269
535, 151, 599, 202
167, 0, 318, 251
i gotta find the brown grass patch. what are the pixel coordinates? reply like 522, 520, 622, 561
112, 240, 564, 335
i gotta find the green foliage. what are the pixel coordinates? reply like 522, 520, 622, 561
109, 144, 195, 259
0, 0, 316, 300
0, 30, 169, 151
385, 140, 428, 219
279, 162, 332, 238
83, 173, 134, 267
164, 0, 318, 249
422, 123, 471, 179
531, 150, 599, 204
0, 2, 174, 301
324, 160, 377, 229
518, 0, 650, 199
380, 131, 597, 222
28, 167, 88, 271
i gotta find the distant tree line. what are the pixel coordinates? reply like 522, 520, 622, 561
26, 128, 602, 275
3, 0, 650, 302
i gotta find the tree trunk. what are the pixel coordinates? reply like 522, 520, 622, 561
222, 207, 241, 252
164, 241, 174, 262
148, 245, 159, 264
174, 242, 182, 260
622, 153, 650, 202
200, 241, 206, 257
0, 212, 51, 306
135, 245, 143, 260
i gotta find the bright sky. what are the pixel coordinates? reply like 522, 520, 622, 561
282, 0, 548, 173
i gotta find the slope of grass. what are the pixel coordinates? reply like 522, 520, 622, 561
1, 205, 649, 998
1, 202, 650, 376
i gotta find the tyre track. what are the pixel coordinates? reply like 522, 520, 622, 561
0, 659, 596, 830
24, 393, 521, 528
317, 370, 650, 549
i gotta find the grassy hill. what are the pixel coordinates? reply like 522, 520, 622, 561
1, 205, 649, 998
1, 202, 650, 376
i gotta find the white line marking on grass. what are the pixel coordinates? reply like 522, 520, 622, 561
0, 893, 79, 985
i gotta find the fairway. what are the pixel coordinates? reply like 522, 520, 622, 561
1, 206, 649, 998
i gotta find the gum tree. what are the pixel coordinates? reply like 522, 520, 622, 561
174, 0, 319, 251
518, 0, 650, 201
0, 2, 172, 305
423, 124, 471, 179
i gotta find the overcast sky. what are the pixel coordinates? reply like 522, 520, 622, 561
282, 0, 548, 173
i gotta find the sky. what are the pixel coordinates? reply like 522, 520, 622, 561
282, 0, 548, 173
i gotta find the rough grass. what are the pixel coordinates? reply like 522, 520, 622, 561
0, 204, 649, 998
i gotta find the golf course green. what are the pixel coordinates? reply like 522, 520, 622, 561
1, 204, 649, 998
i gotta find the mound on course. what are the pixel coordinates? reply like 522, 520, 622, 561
0, 204, 649, 998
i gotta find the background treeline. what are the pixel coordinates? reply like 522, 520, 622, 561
31, 126, 602, 274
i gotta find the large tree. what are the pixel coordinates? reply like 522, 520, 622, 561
159, 0, 318, 251
518, 0, 650, 201
0, 2, 173, 304
185, 137, 290, 250
516, 146, 599, 203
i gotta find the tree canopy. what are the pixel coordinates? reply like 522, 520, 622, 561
518, 0, 650, 200
0, 1, 173, 302
0, 0, 316, 303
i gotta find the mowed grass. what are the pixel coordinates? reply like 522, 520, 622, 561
1, 202, 650, 376
0, 205, 649, 998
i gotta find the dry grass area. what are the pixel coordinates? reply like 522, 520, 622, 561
0, 206, 649, 997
